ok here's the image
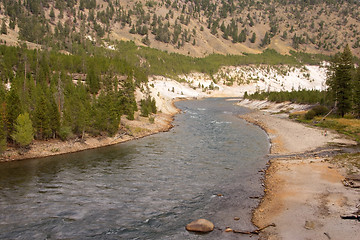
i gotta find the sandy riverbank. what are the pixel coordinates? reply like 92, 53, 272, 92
238, 103, 360, 240
0, 111, 176, 162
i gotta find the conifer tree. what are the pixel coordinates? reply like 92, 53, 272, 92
1, 20, 7, 35
11, 112, 34, 147
238, 29, 246, 43
326, 45, 354, 117
86, 62, 100, 94
50, 7, 55, 21
33, 86, 52, 139
0, 85, 7, 152
260, 32, 270, 47
5, 87, 21, 137
353, 67, 360, 117
250, 32, 256, 43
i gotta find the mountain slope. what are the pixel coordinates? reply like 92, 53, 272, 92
0, 0, 359, 57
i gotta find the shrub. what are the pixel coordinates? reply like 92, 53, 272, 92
11, 113, 34, 147
305, 109, 316, 120
312, 105, 329, 116
58, 126, 72, 141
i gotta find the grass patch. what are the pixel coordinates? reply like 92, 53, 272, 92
128, 126, 150, 135
315, 117, 360, 142
295, 115, 360, 142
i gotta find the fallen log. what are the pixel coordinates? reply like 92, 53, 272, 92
340, 214, 360, 221
232, 223, 276, 234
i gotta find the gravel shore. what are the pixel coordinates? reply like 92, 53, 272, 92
239, 107, 359, 240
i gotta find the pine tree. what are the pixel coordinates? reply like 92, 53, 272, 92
326, 45, 354, 117
0, 85, 7, 153
11, 112, 34, 147
5, 87, 21, 137
250, 32, 256, 43
33, 86, 52, 140
260, 32, 271, 47
353, 67, 360, 117
1, 20, 7, 35
50, 7, 55, 21
238, 29, 246, 43
86, 62, 100, 94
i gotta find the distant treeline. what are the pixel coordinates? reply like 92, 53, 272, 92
244, 90, 328, 105
115, 41, 331, 77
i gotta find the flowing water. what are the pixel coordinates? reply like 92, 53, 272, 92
0, 98, 270, 239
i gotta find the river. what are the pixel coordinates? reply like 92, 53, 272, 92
0, 98, 270, 239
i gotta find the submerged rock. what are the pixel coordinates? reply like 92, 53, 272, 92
186, 219, 214, 233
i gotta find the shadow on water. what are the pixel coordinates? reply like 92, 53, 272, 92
0, 98, 270, 240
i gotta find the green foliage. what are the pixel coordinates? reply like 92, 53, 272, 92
311, 105, 328, 115
5, 86, 21, 137
245, 90, 328, 105
11, 112, 34, 147
260, 32, 271, 47
327, 45, 354, 117
250, 33, 256, 43
1, 20, 7, 35
58, 126, 72, 141
290, 51, 331, 65
305, 109, 316, 120
86, 61, 101, 94
315, 118, 360, 142
140, 96, 157, 117
0, 99, 6, 153
92, 91, 122, 136
353, 67, 360, 117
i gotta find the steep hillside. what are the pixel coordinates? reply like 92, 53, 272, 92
0, 0, 359, 57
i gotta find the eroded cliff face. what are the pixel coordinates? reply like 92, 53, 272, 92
146, 64, 327, 114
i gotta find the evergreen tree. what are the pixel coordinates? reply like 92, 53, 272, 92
0, 85, 7, 153
326, 45, 354, 117
63, 82, 91, 137
86, 62, 100, 94
48, 92, 60, 138
142, 35, 150, 46
11, 112, 34, 147
140, 96, 157, 117
250, 32, 256, 43
50, 7, 55, 21
353, 67, 360, 117
238, 29, 246, 43
33, 85, 52, 140
93, 91, 121, 136
5, 87, 21, 138
1, 20, 7, 35
260, 32, 271, 47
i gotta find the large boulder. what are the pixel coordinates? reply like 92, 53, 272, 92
186, 219, 214, 233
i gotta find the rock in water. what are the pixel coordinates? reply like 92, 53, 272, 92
186, 219, 214, 233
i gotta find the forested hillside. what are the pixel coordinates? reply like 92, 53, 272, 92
0, 44, 157, 150
0, 0, 359, 57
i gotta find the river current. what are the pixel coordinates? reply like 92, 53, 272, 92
0, 98, 270, 239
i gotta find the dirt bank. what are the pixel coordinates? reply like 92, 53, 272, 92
239, 109, 359, 240
0, 112, 176, 162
